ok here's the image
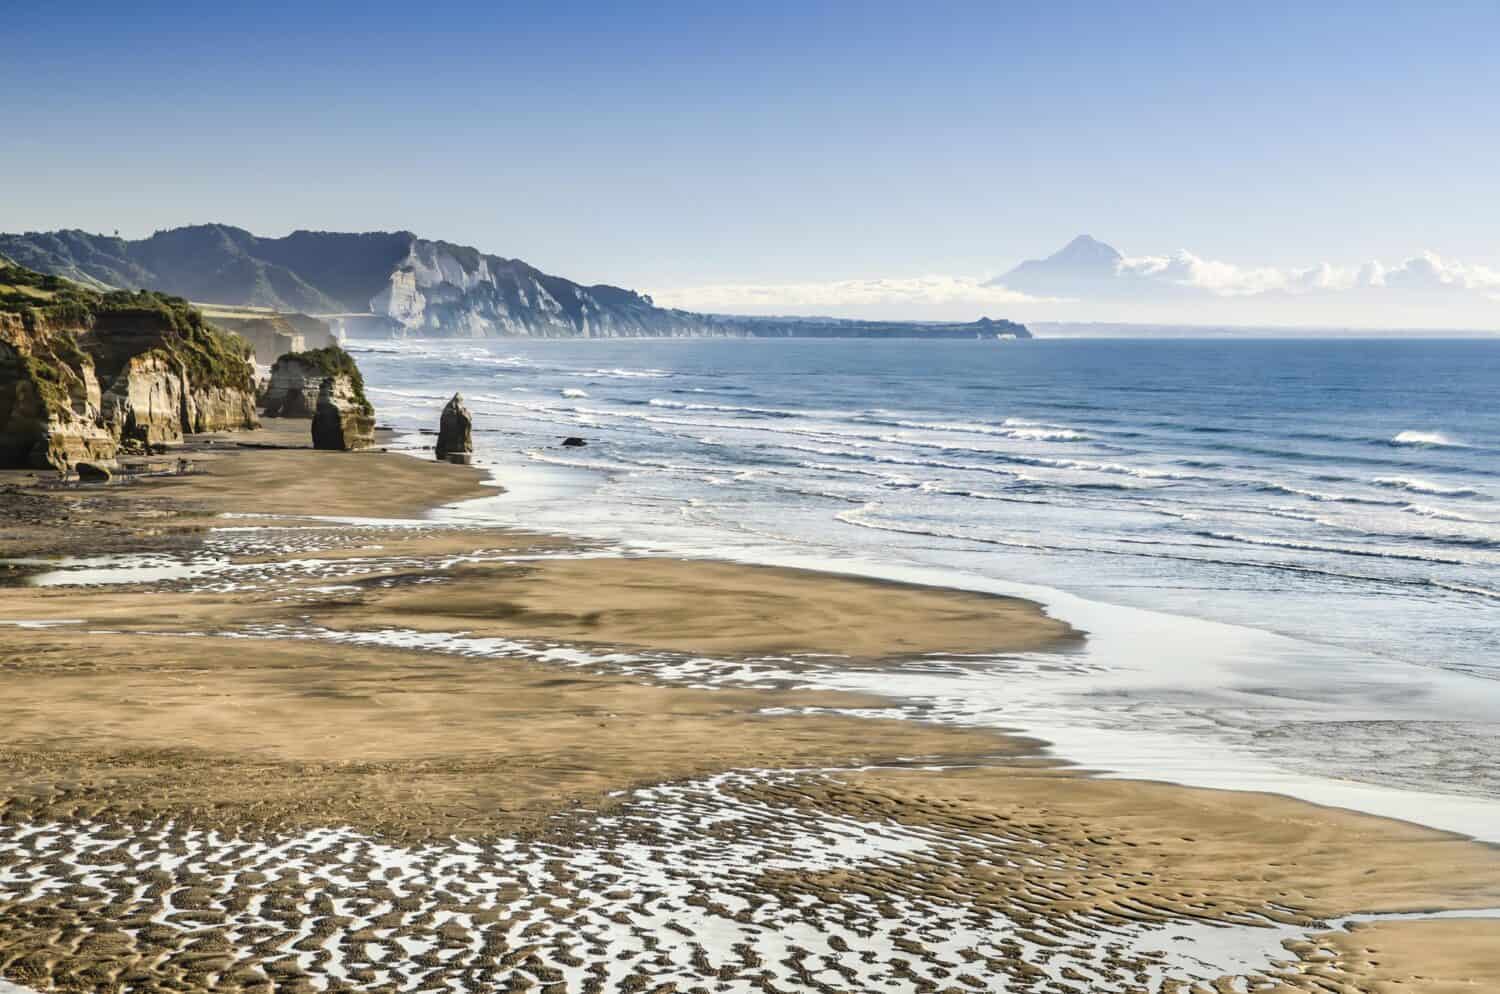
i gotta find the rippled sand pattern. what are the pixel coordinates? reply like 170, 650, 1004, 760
0, 770, 1378, 994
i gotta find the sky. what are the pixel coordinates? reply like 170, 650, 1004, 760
3, 1, 1499, 328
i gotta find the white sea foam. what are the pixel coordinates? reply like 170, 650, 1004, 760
1196, 530, 1468, 565
647, 397, 801, 417
560, 387, 589, 398
1390, 429, 1468, 448
1374, 476, 1478, 497
1430, 579, 1500, 601
1258, 482, 1406, 505
1402, 503, 1477, 521
576, 367, 671, 379
835, 503, 1050, 551
860, 414, 1091, 441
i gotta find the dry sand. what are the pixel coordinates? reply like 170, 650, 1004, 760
0, 425, 1497, 993
311, 556, 1078, 658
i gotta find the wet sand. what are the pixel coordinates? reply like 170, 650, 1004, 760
0, 425, 1497, 992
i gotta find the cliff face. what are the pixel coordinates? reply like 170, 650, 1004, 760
0, 310, 118, 469
0, 225, 726, 339
0, 260, 259, 469
0, 226, 1032, 341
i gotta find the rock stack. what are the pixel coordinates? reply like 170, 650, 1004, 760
436, 393, 473, 464
311, 378, 375, 451
261, 353, 328, 417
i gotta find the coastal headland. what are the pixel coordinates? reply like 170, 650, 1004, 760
0, 423, 1497, 993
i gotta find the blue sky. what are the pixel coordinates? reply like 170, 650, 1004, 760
3, 1, 1498, 325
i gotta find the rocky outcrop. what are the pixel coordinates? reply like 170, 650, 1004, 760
311, 378, 374, 451
0, 312, 118, 470
436, 393, 472, 462
261, 354, 325, 417
262, 346, 370, 420
86, 306, 260, 446
189, 383, 261, 434
0, 260, 260, 470
101, 351, 191, 445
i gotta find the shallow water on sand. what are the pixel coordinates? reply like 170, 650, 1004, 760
348, 337, 1500, 838
1, 769, 1493, 994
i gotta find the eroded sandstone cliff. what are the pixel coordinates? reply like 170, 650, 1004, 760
0, 260, 259, 470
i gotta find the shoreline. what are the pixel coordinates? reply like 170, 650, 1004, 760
425, 440, 1500, 846
1, 427, 1498, 991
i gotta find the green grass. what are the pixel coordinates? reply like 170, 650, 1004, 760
0, 283, 54, 301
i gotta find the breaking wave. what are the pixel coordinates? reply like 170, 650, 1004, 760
1373, 477, 1478, 498
1390, 430, 1467, 448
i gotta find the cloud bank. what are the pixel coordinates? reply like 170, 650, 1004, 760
1116, 249, 1500, 297
651, 239, 1500, 329
651, 275, 1051, 318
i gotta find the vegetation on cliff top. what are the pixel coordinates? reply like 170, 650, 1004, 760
1, 257, 93, 320
276, 345, 372, 413
96, 289, 255, 393
1, 257, 253, 394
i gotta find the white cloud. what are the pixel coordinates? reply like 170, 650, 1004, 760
652, 245, 1500, 328
1377, 251, 1500, 291
1119, 251, 1301, 295
1105, 249, 1500, 298
650, 275, 1055, 318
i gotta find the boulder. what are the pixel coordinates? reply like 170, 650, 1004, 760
75, 461, 112, 482
311, 378, 375, 451
562, 436, 587, 447
436, 393, 472, 461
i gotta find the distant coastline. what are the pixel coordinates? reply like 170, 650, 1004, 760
0, 225, 1029, 341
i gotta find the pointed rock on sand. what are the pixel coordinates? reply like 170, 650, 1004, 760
436, 393, 473, 462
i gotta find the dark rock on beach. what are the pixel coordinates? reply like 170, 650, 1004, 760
312, 378, 375, 451
75, 461, 112, 482
436, 393, 472, 462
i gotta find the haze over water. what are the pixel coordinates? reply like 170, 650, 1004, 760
355, 337, 1500, 837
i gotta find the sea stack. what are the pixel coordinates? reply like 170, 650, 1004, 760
437, 392, 473, 464
311, 378, 375, 451
261, 353, 328, 417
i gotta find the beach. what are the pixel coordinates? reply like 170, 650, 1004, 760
0, 423, 1497, 992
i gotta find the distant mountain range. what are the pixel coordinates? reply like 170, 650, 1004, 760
0, 225, 1029, 340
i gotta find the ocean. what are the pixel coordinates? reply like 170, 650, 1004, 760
351, 337, 1500, 839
